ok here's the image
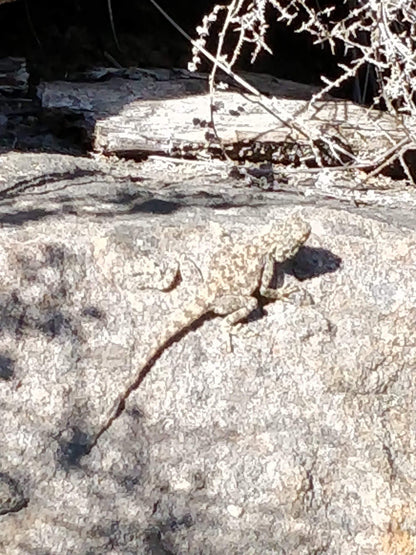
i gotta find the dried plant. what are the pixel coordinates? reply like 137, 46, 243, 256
189, 0, 416, 181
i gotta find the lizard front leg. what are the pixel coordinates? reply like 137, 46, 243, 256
259, 253, 299, 300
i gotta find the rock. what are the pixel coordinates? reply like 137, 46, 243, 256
0, 151, 415, 553
0, 473, 27, 516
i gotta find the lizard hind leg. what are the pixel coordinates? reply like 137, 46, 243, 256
213, 294, 258, 327
212, 294, 259, 351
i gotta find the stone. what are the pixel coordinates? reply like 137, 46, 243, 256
0, 150, 415, 553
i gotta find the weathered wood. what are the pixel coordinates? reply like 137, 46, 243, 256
37, 69, 414, 167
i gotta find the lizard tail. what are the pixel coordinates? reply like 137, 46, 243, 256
138, 295, 209, 372
89, 297, 209, 450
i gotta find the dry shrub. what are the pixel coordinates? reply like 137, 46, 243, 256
190, 0, 416, 181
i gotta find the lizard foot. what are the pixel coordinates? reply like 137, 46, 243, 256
223, 322, 259, 353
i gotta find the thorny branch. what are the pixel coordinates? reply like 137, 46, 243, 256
150, 0, 416, 181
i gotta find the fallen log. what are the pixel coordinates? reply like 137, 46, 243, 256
37, 68, 415, 171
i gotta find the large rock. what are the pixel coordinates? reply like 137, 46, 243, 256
0, 151, 415, 553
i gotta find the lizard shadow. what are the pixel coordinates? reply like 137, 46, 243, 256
253, 244, 341, 318
291, 245, 342, 281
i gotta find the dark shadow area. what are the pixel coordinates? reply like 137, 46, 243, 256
0, 166, 201, 224
128, 199, 182, 215
0, 168, 108, 199
0, 164, 284, 224
0, 289, 81, 341
0, 0, 343, 86
143, 526, 176, 555
0, 238, 86, 355
0, 472, 29, 515
144, 515, 193, 555
0, 353, 15, 380
0, 0, 370, 156
292, 246, 342, 281
0, 207, 55, 226
56, 426, 92, 470
81, 306, 105, 320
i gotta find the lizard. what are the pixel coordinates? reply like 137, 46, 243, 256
90, 213, 311, 449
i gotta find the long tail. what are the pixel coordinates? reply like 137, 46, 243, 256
89, 298, 209, 450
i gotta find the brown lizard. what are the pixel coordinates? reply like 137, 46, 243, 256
90, 213, 311, 449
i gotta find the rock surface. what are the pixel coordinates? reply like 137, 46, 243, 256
0, 151, 415, 554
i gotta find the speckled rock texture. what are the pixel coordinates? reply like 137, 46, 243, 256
0, 152, 415, 554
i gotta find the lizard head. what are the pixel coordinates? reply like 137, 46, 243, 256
272, 214, 311, 263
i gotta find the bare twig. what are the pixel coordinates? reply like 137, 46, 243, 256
149, 0, 416, 180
